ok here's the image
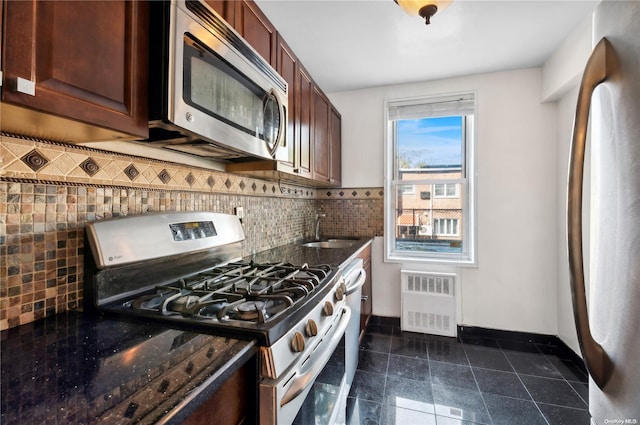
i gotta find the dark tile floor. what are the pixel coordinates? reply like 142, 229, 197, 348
346, 317, 590, 425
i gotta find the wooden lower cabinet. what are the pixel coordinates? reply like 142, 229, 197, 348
183, 356, 257, 425
357, 243, 373, 341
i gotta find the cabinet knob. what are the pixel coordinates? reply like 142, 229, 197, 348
361, 295, 369, 302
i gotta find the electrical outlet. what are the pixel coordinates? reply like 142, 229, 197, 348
234, 206, 244, 220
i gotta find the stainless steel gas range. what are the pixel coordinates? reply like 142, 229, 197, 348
83, 211, 354, 425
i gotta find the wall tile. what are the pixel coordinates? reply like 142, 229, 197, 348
0, 133, 382, 330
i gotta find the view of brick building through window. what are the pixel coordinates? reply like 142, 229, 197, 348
386, 95, 474, 261
396, 166, 463, 251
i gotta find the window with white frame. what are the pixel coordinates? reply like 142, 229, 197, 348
384, 93, 476, 264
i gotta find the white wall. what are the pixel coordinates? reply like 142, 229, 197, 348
330, 69, 560, 335
543, 16, 594, 356
554, 86, 585, 356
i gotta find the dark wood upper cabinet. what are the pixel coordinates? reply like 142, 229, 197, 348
312, 86, 331, 183
232, 0, 277, 66
311, 90, 341, 186
1, 0, 149, 139
312, 86, 342, 186
275, 34, 298, 172
329, 105, 342, 186
275, 33, 313, 179
208, 0, 341, 186
296, 64, 314, 179
203, 0, 235, 24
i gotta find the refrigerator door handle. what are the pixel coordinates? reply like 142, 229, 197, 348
567, 37, 616, 389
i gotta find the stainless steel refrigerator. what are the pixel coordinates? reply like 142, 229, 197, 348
567, 2, 640, 424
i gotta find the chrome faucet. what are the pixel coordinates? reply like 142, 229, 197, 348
314, 213, 326, 240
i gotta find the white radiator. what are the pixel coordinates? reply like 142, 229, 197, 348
401, 270, 457, 337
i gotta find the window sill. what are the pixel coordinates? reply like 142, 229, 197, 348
385, 252, 477, 267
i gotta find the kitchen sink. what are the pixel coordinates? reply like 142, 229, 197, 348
301, 239, 358, 249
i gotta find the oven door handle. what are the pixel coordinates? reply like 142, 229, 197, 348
345, 268, 366, 296
280, 306, 351, 407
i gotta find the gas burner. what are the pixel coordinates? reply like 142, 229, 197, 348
238, 300, 266, 312
232, 299, 287, 323
168, 295, 203, 313
114, 257, 337, 341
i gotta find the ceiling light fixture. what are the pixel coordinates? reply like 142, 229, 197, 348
394, 0, 452, 25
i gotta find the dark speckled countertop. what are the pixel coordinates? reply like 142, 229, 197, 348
245, 237, 373, 267
0, 311, 256, 425
0, 237, 372, 425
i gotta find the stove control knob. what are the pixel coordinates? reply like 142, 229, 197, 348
322, 301, 334, 316
291, 331, 305, 353
305, 319, 318, 337
335, 286, 345, 302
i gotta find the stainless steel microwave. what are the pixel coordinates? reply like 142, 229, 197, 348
144, 0, 288, 161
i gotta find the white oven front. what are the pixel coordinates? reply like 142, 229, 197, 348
259, 306, 350, 425
292, 332, 347, 425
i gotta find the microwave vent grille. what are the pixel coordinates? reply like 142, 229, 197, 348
185, 0, 287, 94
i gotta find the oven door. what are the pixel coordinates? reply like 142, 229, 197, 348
260, 307, 351, 425
292, 333, 347, 425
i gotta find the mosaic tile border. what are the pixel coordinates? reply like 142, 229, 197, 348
318, 187, 384, 200
1, 134, 317, 199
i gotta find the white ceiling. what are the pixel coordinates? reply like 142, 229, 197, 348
254, 0, 599, 93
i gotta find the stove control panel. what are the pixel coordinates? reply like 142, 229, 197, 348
86, 211, 245, 269
262, 275, 347, 380
169, 221, 216, 241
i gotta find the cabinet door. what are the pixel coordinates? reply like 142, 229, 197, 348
203, 0, 235, 24
296, 65, 314, 178
276, 34, 297, 171
232, 0, 277, 66
2, 0, 148, 138
312, 87, 331, 183
329, 105, 342, 186
182, 356, 257, 425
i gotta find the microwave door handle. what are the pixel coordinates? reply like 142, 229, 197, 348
280, 306, 351, 407
567, 37, 615, 390
269, 89, 286, 157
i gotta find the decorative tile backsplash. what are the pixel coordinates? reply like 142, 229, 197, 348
0, 133, 383, 330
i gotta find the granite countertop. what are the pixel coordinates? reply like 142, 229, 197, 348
245, 237, 373, 267
0, 237, 372, 425
0, 311, 257, 425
